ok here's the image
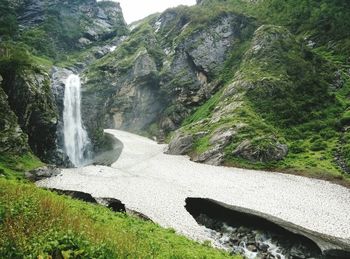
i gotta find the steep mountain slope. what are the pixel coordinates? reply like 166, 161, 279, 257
80, 0, 350, 183
82, 3, 256, 145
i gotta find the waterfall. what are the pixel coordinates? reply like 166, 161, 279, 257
63, 74, 91, 167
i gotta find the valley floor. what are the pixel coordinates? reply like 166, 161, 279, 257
38, 129, 350, 252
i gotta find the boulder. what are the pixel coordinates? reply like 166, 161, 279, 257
233, 137, 288, 162
210, 127, 236, 146
192, 145, 224, 166
25, 165, 61, 182
166, 133, 194, 155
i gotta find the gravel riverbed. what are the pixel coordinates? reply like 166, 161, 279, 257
37, 129, 350, 254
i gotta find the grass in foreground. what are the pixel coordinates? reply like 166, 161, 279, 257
0, 179, 237, 258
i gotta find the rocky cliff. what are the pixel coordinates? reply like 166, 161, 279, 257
79, 0, 350, 182
82, 6, 256, 142
0, 78, 28, 155
15, 0, 127, 58
1, 67, 58, 162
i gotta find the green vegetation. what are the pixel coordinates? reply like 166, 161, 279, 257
0, 153, 43, 180
0, 179, 236, 258
0, 0, 18, 38
0, 41, 53, 73
176, 5, 350, 184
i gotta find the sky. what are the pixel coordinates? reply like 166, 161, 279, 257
99, 0, 197, 24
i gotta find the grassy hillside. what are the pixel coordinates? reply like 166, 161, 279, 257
0, 178, 236, 258
170, 0, 350, 185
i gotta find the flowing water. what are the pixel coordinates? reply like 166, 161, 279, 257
63, 74, 91, 167
185, 198, 323, 259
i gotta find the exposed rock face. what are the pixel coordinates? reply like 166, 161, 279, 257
0, 0, 129, 163
192, 127, 237, 166
82, 10, 255, 147
82, 48, 164, 146
0, 85, 28, 154
108, 52, 163, 131
17, 0, 127, 48
0, 68, 59, 162
233, 137, 288, 162
167, 25, 304, 166
192, 146, 225, 166
158, 13, 254, 131
166, 133, 194, 155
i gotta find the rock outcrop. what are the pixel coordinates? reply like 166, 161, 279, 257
166, 24, 327, 166
25, 165, 61, 181
233, 137, 288, 163
17, 0, 127, 55
166, 133, 194, 155
0, 67, 59, 163
0, 84, 28, 155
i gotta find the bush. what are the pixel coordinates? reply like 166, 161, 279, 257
289, 141, 305, 154
340, 110, 350, 126
310, 139, 328, 151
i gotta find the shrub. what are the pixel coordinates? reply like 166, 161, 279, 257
340, 110, 350, 126
310, 139, 328, 151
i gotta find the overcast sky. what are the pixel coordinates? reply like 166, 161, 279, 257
99, 0, 196, 24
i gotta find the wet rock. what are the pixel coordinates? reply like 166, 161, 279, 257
166, 133, 194, 155
230, 237, 240, 244
51, 67, 75, 167
290, 245, 307, 258
247, 244, 258, 252
257, 242, 270, 252
97, 198, 126, 212
187, 199, 323, 259
25, 165, 61, 182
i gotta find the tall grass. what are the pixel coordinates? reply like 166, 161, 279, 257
0, 179, 237, 258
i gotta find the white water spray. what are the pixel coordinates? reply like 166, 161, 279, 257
63, 74, 91, 167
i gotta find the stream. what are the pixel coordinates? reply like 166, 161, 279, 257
185, 198, 323, 259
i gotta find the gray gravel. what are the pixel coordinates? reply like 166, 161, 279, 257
37, 129, 350, 245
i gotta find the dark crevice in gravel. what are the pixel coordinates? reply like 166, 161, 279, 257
185, 198, 324, 259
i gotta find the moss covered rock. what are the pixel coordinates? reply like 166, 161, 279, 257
0, 67, 58, 162
0, 82, 28, 155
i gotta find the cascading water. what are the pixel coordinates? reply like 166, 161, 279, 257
63, 74, 91, 167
